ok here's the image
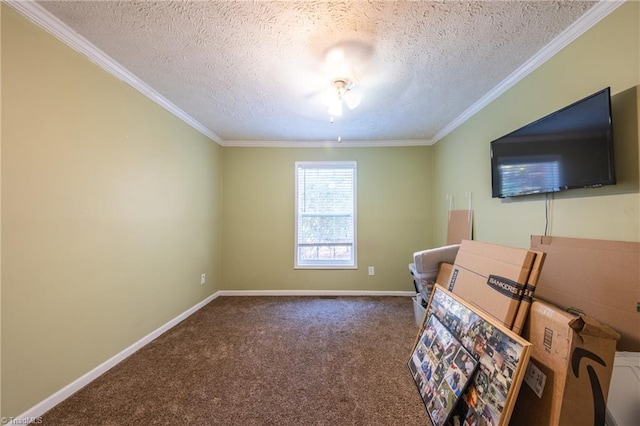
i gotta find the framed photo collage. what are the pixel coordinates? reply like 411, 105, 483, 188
408, 285, 531, 426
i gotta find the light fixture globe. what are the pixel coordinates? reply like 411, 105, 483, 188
343, 88, 362, 109
322, 78, 361, 118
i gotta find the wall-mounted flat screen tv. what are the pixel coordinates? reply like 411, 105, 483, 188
490, 87, 615, 198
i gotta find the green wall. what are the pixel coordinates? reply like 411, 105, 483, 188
431, 2, 640, 248
1, 5, 223, 416
221, 146, 433, 292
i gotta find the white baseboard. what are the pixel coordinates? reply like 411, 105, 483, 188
10, 289, 412, 423
11, 291, 221, 425
216, 290, 416, 297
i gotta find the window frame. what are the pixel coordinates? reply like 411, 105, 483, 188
294, 160, 357, 270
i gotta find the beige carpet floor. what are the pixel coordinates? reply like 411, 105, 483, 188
40, 296, 430, 425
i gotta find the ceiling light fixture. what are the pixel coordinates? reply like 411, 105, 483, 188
322, 78, 361, 118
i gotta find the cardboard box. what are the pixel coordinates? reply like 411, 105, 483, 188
512, 249, 546, 335
445, 239, 544, 330
530, 235, 640, 351
511, 299, 620, 426
436, 261, 453, 286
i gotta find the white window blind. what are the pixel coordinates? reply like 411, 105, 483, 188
295, 161, 357, 268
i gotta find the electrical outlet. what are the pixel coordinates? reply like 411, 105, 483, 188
200, 273, 206, 285
368, 266, 375, 276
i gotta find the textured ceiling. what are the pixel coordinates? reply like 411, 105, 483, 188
32, 0, 599, 144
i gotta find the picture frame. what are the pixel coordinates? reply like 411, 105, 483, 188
408, 284, 531, 426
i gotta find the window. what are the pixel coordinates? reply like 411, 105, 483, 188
295, 161, 357, 269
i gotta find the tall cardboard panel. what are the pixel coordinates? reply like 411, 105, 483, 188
530, 236, 640, 351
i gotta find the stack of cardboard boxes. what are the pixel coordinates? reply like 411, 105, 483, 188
412, 236, 636, 425
523, 236, 639, 425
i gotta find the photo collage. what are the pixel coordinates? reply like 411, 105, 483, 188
408, 314, 478, 426
408, 286, 530, 426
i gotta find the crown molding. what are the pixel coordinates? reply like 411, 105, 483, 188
431, 0, 625, 145
6, 0, 224, 145
220, 138, 434, 148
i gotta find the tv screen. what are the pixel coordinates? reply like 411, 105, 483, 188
490, 87, 615, 198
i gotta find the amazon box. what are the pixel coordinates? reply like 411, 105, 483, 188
511, 299, 620, 426
445, 239, 544, 331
